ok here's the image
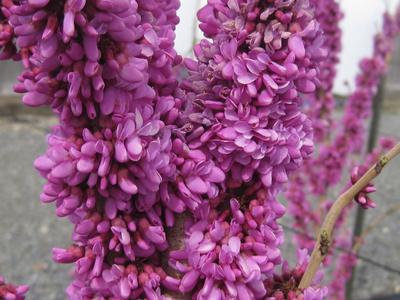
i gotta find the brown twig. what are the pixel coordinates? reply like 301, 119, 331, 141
298, 142, 400, 289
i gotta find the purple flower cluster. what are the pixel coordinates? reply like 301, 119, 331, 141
2, 0, 331, 298
163, 0, 326, 298
11, 0, 181, 122
307, 0, 343, 142
0, 276, 29, 300
6, 0, 185, 298
180, 0, 323, 193
34, 103, 176, 218
310, 0, 342, 93
169, 184, 286, 298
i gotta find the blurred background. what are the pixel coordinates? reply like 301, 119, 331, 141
0, 1, 400, 299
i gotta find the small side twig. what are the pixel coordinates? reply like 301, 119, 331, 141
298, 142, 400, 289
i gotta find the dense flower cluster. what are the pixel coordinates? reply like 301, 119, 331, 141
181, 0, 323, 193
0, 276, 29, 300
169, 0, 327, 297
34, 103, 176, 217
169, 184, 285, 298
10, 0, 181, 122
310, 0, 342, 93
6, 0, 183, 298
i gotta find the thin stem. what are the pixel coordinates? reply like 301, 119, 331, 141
298, 142, 400, 289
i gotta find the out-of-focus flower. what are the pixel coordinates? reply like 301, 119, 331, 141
0, 276, 29, 300
0, 0, 17, 60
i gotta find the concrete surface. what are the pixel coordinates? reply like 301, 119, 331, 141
0, 102, 399, 299
0, 111, 70, 300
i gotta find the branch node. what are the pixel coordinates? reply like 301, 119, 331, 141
319, 230, 330, 256
375, 155, 389, 174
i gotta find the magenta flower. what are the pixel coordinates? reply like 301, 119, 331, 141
306, 0, 343, 142
350, 166, 377, 209
0, 276, 29, 300
0, 0, 17, 60
52, 207, 174, 298
167, 137, 226, 211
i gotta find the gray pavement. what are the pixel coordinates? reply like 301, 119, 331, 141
0, 104, 399, 299
0, 112, 70, 300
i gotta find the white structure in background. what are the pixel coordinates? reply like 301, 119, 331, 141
176, 0, 400, 95
336, 0, 399, 94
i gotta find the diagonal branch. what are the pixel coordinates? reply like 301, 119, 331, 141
298, 142, 400, 289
